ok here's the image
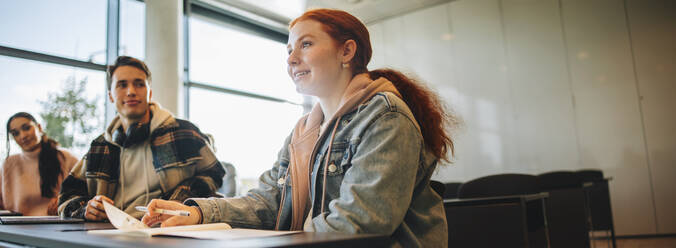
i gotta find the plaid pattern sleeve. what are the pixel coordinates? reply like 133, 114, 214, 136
58, 134, 118, 219
57, 158, 89, 218
165, 158, 225, 202
155, 120, 226, 202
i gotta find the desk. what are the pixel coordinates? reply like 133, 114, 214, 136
0, 222, 388, 248
444, 193, 550, 248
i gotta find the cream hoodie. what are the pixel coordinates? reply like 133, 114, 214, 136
104, 102, 172, 219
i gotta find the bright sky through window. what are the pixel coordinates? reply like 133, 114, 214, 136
189, 15, 304, 182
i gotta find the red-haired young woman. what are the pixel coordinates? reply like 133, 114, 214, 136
142, 9, 455, 247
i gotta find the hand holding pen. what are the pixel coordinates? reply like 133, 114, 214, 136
135, 206, 191, 216
140, 199, 202, 228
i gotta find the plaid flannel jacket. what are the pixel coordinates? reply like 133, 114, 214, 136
57, 119, 225, 219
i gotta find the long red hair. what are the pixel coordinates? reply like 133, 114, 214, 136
290, 9, 457, 162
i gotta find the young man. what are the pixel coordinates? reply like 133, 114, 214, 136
58, 56, 225, 220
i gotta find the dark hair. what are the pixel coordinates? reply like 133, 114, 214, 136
290, 9, 457, 162
106, 56, 152, 91
6, 112, 63, 198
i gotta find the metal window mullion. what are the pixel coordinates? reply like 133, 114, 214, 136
184, 0, 192, 119
0, 45, 106, 71
104, 0, 121, 126
106, 0, 120, 65
184, 81, 300, 106
189, 2, 287, 43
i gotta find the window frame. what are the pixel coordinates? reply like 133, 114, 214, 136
183, 0, 310, 119
0, 0, 142, 126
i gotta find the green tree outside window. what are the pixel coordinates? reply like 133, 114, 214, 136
40, 76, 101, 150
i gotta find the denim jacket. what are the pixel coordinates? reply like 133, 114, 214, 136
187, 92, 448, 247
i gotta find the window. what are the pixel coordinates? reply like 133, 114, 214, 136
0, 56, 105, 158
0, 0, 145, 158
187, 9, 305, 192
0, 0, 108, 64
189, 15, 301, 103
189, 88, 303, 180
120, 0, 146, 59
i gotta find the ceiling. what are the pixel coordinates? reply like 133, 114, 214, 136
214, 0, 454, 25
306, 0, 454, 24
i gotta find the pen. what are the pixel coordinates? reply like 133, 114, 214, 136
135, 206, 191, 216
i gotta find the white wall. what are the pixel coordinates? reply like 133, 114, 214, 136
368, 0, 675, 236
625, 0, 676, 234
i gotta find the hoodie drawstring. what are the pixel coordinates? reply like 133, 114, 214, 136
119, 148, 125, 211
143, 145, 150, 205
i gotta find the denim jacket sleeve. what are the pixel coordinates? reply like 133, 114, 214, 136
307, 110, 423, 234
185, 134, 292, 229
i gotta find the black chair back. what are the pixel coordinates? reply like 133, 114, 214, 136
537, 171, 582, 191
443, 182, 461, 199
453, 174, 546, 247
576, 169, 603, 182
458, 173, 539, 199
430, 180, 445, 197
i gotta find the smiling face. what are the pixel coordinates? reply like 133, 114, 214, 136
8, 117, 42, 152
287, 20, 349, 97
108, 65, 152, 123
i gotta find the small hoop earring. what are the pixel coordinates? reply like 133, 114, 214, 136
342, 63, 350, 69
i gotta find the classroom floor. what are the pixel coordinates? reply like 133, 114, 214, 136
591, 236, 676, 248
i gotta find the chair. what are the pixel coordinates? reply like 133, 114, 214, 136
537, 171, 582, 190
430, 180, 445, 197
576, 169, 616, 248
204, 134, 239, 198
218, 161, 238, 197
537, 171, 590, 248
452, 174, 548, 247
442, 182, 461, 199
458, 173, 539, 199
577, 170, 603, 182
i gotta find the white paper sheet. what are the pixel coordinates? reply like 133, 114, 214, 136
91, 202, 299, 240
102, 201, 148, 230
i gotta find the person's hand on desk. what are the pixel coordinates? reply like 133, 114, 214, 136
85, 195, 113, 221
141, 199, 202, 227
